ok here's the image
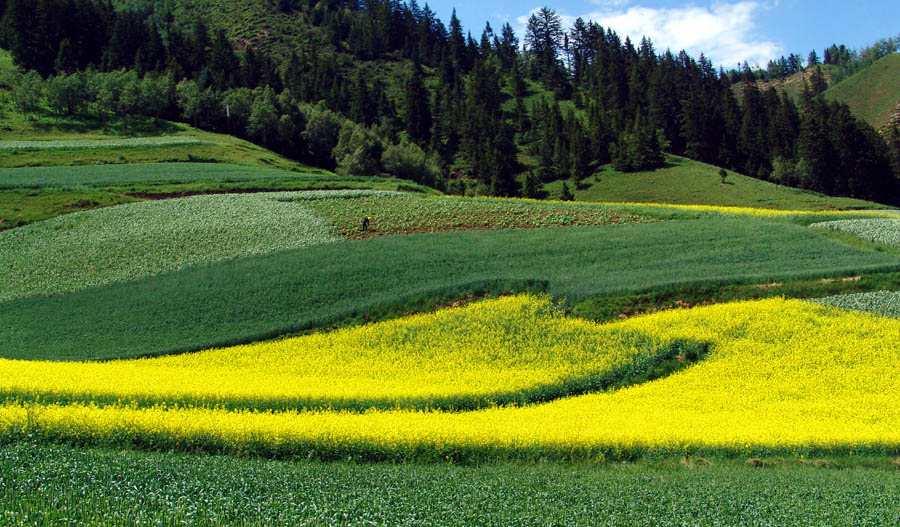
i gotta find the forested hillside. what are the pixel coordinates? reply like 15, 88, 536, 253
1, 0, 898, 203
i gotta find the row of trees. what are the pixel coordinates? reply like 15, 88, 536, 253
0, 0, 897, 202
731, 35, 900, 84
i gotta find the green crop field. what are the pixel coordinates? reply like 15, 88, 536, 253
0, 192, 652, 301
815, 290, 900, 319
0, 163, 336, 189
825, 53, 900, 131
0, 191, 354, 301
0, 164, 435, 229
4, 211, 900, 361
3, 442, 900, 527
6, 6, 900, 524
543, 155, 885, 210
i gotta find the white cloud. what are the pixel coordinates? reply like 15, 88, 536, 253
515, 2, 782, 69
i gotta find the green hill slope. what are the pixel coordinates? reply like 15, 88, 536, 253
824, 53, 900, 131
544, 156, 887, 211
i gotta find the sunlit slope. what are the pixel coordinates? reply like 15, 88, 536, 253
546, 156, 887, 210
3, 297, 900, 461
0, 296, 699, 411
824, 53, 900, 131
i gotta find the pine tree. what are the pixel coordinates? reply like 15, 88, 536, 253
403, 62, 431, 145
570, 121, 591, 188
349, 69, 375, 126
559, 181, 574, 201
524, 170, 543, 199
209, 28, 239, 90
809, 66, 827, 97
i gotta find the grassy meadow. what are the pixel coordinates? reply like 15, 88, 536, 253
543, 155, 886, 210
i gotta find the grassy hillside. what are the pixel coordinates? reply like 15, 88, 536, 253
543, 155, 887, 210
824, 53, 900, 131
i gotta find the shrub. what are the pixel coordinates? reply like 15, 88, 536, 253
381, 139, 443, 186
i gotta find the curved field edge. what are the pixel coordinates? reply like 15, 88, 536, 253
5, 444, 900, 527
0, 297, 707, 414
0, 192, 657, 302
0, 297, 709, 409
3, 217, 900, 361
3, 298, 900, 463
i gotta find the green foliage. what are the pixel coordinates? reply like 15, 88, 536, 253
8, 69, 40, 116
5, 443, 900, 526
333, 122, 383, 177
303, 103, 345, 169
247, 86, 278, 148
380, 140, 443, 186
4, 216, 900, 361
610, 114, 664, 172
559, 181, 574, 201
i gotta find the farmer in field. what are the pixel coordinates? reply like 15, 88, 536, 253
362, 216, 370, 232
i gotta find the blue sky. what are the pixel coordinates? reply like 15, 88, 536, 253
423, 1, 900, 69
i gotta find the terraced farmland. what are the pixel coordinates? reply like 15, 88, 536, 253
3, 187, 900, 525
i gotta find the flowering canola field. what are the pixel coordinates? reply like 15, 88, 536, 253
0, 296, 682, 412
3, 296, 899, 461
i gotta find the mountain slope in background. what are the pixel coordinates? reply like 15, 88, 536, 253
824, 53, 900, 132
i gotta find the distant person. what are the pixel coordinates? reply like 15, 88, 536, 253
362, 216, 370, 232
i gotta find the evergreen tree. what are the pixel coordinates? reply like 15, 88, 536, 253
610, 113, 664, 172
524, 7, 563, 77
209, 28, 239, 90
559, 181, 574, 201
447, 9, 466, 72
570, 121, 591, 188
807, 49, 819, 67
403, 62, 431, 145
809, 66, 827, 96
349, 68, 375, 126
54, 38, 78, 74
739, 81, 769, 178
524, 170, 543, 199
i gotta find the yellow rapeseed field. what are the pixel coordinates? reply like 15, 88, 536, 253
0, 296, 671, 411
3, 296, 899, 460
